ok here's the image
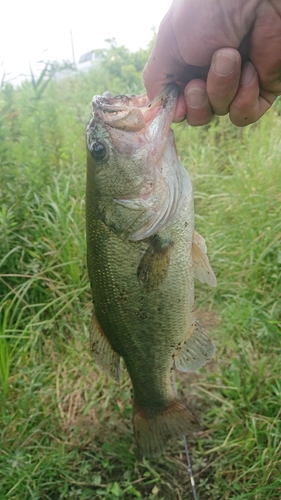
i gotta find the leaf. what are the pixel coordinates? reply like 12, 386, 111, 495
93, 474, 101, 485
110, 482, 123, 497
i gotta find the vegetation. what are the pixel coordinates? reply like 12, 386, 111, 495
0, 42, 280, 499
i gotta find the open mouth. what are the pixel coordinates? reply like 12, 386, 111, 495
92, 84, 179, 133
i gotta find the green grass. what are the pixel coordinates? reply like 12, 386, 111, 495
0, 56, 280, 499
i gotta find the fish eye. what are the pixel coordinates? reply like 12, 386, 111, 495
89, 139, 108, 161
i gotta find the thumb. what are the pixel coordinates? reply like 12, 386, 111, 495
143, 14, 187, 100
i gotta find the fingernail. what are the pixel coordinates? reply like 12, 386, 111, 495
185, 87, 207, 109
240, 62, 256, 86
214, 52, 236, 77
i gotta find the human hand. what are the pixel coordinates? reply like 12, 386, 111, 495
143, 0, 281, 126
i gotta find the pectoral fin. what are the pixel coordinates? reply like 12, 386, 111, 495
192, 230, 217, 287
175, 320, 215, 372
98, 199, 145, 240
90, 313, 122, 381
137, 235, 173, 291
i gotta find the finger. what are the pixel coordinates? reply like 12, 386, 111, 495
206, 48, 241, 115
251, 1, 281, 94
173, 93, 187, 122
229, 62, 276, 126
143, 12, 186, 100
184, 80, 214, 126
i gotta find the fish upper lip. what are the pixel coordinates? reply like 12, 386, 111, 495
91, 84, 179, 132
93, 83, 178, 111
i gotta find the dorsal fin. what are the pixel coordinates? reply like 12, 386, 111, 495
192, 230, 217, 287
175, 320, 215, 373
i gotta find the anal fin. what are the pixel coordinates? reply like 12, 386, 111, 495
90, 313, 122, 382
192, 230, 217, 287
175, 320, 215, 372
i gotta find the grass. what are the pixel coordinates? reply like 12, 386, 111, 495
0, 58, 281, 499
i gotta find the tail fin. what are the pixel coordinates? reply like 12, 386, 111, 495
133, 398, 200, 457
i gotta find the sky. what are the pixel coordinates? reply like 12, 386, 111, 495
1, 0, 173, 83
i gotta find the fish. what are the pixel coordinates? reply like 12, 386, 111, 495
86, 84, 216, 457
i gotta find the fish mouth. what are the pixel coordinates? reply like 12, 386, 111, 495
92, 84, 179, 134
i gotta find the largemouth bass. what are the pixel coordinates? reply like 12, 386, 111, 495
86, 84, 216, 457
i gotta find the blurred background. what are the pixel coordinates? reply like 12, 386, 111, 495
1, 0, 172, 84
